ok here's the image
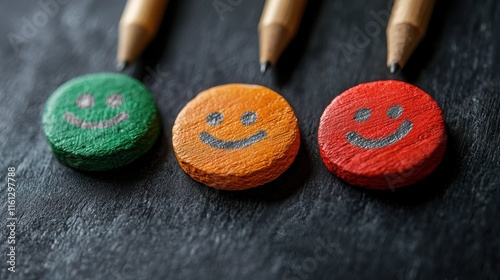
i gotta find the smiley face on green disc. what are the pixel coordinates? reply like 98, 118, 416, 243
43, 73, 160, 171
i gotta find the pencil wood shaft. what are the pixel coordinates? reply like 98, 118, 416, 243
386, 0, 436, 71
258, 0, 307, 67
117, 0, 169, 65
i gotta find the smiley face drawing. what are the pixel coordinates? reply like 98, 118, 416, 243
199, 111, 267, 149
43, 73, 160, 171
345, 104, 413, 149
318, 80, 447, 189
172, 84, 300, 190
63, 93, 130, 129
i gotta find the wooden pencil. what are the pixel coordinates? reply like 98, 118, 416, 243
117, 0, 169, 70
258, 0, 307, 73
386, 0, 436, 73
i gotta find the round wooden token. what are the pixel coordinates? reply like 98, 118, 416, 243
318, 80, 446, 189
43, 73, 160, 171
172, 84, 300, 190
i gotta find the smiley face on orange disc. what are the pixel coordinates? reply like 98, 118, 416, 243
318, 80, 446, 189
172, 84, 300, 190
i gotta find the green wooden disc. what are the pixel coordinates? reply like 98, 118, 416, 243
42, 73, 160, 171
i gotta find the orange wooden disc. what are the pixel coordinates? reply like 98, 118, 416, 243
172, 84, 300, 190
318, 80, 447, 189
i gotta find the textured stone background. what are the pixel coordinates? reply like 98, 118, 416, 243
0, 0, 499, 279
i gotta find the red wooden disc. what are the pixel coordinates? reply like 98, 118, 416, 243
318, 80, 447, 189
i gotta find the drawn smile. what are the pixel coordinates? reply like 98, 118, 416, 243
346, 120, 413, 149
64, 112, 130, 129
200, 130, 267, 150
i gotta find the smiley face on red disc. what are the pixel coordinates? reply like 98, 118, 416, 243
318, 80, 447, 189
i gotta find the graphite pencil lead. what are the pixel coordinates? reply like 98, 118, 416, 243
260, 61, 271, 74
389, 63, 400, 74
116, 61, 128, 72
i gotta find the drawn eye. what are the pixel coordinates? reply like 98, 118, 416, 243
76, 94, 95, 109
106, 93, 124, 108
354, 108, 371, 122
241, 111, 257, 126
206, 112, 224, 126
387, 105, 403, 119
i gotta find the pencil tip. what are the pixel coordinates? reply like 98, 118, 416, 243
117, 61, 128, 72
389, 63, 400, 74
260, 61, 271, 74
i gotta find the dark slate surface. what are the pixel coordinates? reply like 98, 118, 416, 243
1, 0, 499, 279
